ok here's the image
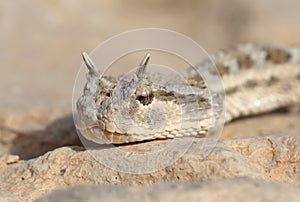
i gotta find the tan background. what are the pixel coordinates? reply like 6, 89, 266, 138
0, 0, 300, 112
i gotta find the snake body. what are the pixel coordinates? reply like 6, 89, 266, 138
77, 44, 300, 144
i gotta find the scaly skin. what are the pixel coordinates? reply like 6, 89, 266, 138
76, 44, 300, 144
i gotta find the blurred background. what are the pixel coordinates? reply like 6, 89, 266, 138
1, 0, 300, 113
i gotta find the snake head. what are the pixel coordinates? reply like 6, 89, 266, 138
78, 53, 212, 144
77, 53, 164, 143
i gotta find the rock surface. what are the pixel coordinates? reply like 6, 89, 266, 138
0, 108, 299, 201
0, 108, 80, 159
36, 178, 300, 202
0, 135, 299, 201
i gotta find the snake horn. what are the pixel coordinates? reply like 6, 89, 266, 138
82, 52, 100, 76
136, 53, 150, 79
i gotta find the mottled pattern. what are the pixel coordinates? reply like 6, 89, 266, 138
77, 44, 300, 144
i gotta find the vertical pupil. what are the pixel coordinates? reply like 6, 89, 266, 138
136, 87, 153, 105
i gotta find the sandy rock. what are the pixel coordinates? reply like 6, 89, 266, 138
0, 108, 80, 159
0, 135, 299, 201
36, 178, 300, 202
0, 154, 19, 169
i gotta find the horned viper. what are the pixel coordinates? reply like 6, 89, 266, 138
76, 44, 300, 144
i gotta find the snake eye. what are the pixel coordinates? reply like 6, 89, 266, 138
135, 85, 154, 105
